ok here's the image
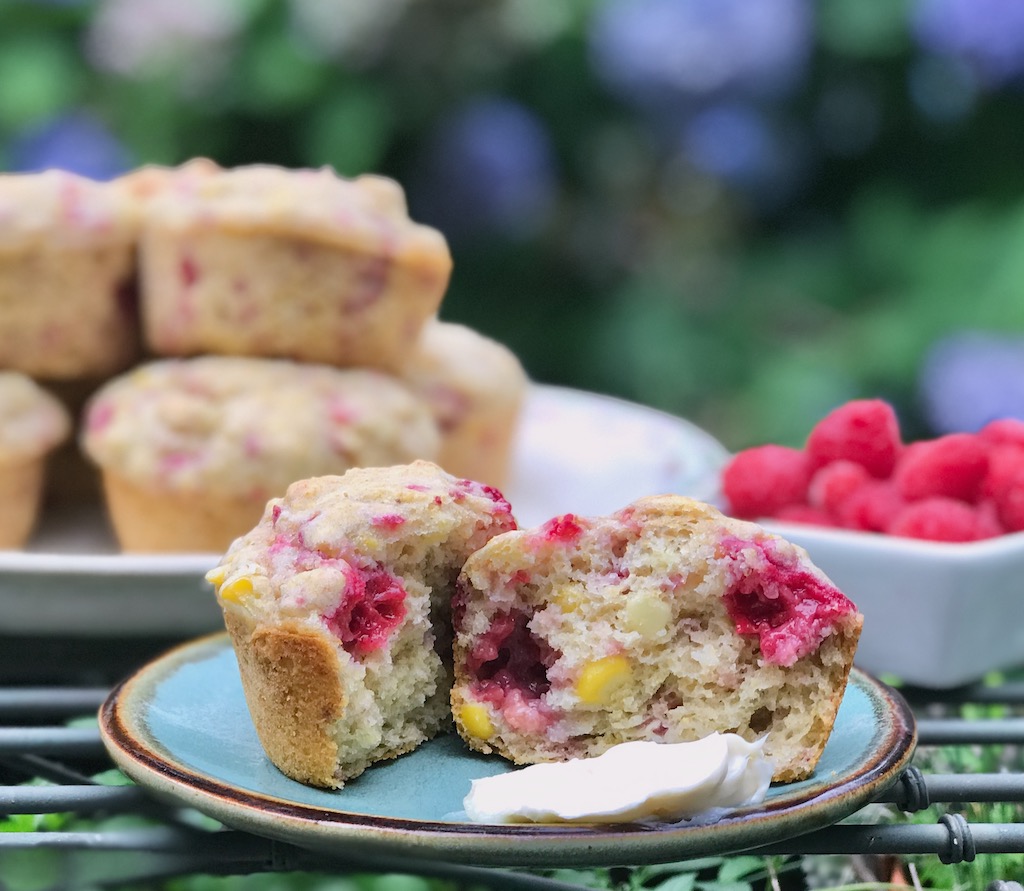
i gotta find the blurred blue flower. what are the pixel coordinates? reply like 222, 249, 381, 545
410, 97, 557, 243
919, 331, 1024, 433
678, 103, 809, 211
683, 104, 771, 180
7, 112, 132, 180
589, 0, 814, 109
912, 0, 1024, 86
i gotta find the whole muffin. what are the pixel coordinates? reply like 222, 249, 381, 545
207, 461, 518, 788
0, 372, 71, 548
452, 495, 863, 783
138, 164, 452, 371
80, 357, 441, 553
400, 320, 528, 488
0, 170, 140, 379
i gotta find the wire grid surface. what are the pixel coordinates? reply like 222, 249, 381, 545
1, 647, 1023, 889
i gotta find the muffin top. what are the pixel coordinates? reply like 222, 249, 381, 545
206, 460, 518, 628
0, 373, 71, 462
80, 357, 441, 496
0, 169, 138, 250
111, 157, 221, 203
141, 163, 452, 275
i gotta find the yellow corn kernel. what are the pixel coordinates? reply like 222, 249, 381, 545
623, 591, 672, 638
460, 703, 494, 739
218, 577, 255, 605
551, 585, 582, 614
575, 655, 633, 705
205, 566, 227, 587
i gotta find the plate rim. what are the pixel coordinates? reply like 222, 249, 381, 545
99, 633, 917, 869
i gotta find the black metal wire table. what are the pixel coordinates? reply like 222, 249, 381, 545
1, 651, 1023, 890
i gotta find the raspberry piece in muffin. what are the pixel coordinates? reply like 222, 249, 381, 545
208, 461, 517, 788
452, 495, 862, 783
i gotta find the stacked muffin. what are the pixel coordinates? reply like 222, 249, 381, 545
0, 162, 528, 552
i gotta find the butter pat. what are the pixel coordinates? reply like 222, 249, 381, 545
463, 734, 773, 824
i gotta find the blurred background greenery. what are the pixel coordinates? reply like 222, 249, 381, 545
4, 0, 1024, 452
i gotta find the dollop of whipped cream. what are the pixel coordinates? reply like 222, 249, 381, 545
463, 734, 773, 824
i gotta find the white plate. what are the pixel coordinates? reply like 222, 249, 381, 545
762, 520, 1024, 688
0, 385, 728, 637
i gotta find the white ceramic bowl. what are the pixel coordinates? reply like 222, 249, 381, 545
761, 520, 1024, 688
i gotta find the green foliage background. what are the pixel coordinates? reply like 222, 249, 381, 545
4, 0, 1024, 451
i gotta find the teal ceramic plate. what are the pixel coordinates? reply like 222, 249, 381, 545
100, 634, 916, 869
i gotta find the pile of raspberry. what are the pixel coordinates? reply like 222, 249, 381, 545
721, 399, 1024, 542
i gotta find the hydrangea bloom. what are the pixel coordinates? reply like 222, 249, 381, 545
912, 0, 1024, 86
683, 103, 772, 181
919, 331, 1024, 434
411, 97, 557, 243
85, 0, 246, 91
7, 112, 131, 180
589, 0, 813, 107
679, 102, 809, 211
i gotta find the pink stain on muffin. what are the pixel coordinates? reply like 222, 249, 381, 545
180, 254, 199, 288
343, 254, 391, 313
243, 433, 263, 458
158, 450, 200, 477
327, 396, 357, 425
451, 479, 517, 526
718, 535, 856, 667
536, 514, 585, 545
86, 400, 116, 434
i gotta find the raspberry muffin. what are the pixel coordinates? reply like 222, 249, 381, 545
207, 461, 518, 788
452, 495, 863, 782
0, 170, 140, 379
400, 320, 528, 487
0, 372, 71, 547
80, 357, 440, 553
138, 164, 452, 371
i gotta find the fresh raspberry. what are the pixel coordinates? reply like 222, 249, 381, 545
773, 504, 837, 526
721, 445, 810, 519
978, 417, 1024, 449
805, 399, 902, 478
807, 460, 871, 518
982, 448, 1024, 531
893, 434, 989, 503
996, 486, 1024, 532
980, 444, 1024, 500
888, 497, 1001, 542
836, 480, 906, 532
975, 499, 1006, 537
